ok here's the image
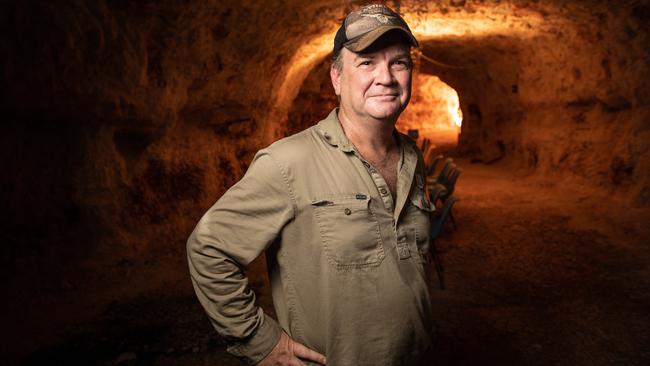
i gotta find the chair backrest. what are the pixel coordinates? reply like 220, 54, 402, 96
430, 195, 458, 240
420, 138, 431, 153
443, 167, 462, 197
428, 184, 444, 204
426, 154, 444, 177
437, 161, 455, 186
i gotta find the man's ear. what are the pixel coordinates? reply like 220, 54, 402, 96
330, 64, 341, 96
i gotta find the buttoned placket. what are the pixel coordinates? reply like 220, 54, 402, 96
352, 144, 413, 260
320, 114, 418, 262
355, 152, 396, 214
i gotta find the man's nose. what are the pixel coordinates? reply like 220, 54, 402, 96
375, 62, 395, 85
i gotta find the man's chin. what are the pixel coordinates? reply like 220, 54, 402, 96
367, 107, 404, 121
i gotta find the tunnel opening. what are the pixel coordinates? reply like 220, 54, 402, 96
397, 71, 463, 155
418, 37, 525, 165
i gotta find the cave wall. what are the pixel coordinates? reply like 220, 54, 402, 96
2, 0, 649, 343
421, 1, 650, 204
286, 57, 337, 135
1, 0, 345, 292
516, 3, 650, 205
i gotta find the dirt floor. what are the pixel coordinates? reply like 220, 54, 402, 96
11, 158, 650, 366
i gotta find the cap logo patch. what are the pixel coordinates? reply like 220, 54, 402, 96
363, 13, 391, 24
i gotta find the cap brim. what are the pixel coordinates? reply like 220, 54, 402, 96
343, 25, 419, 52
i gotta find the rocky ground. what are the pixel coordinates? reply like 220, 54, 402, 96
15, 159, 650, 366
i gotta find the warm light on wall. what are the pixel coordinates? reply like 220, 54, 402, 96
265, 30, 337, 141
449, 89, 463, 128
265, 2, 545, 143
404, 3, 544, 41
398, 74, 462, 148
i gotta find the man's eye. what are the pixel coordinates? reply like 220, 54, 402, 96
359, 61, 372, 66
393, 60, 410, 69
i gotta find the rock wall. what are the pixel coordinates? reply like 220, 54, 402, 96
2, 0, 649, 343
515, 2, 650, 206
1, 0, 342, 291
420, 1, 650, 205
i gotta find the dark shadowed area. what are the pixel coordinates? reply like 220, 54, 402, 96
2, 0, 649, 365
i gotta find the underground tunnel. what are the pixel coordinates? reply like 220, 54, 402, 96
2, 0, 649, 365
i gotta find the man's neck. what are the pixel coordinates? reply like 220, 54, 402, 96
337, 107, 402, 201
337, 108, 397, 155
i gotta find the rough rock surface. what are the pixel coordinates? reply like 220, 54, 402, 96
1, 0, 649, 364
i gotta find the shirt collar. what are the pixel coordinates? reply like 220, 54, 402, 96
316, 108, 413, 155
316, 108, 354, 152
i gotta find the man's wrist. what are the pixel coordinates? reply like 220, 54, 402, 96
227, 313, 283, 365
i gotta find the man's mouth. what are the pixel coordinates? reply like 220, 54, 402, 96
369, 94, 399, 99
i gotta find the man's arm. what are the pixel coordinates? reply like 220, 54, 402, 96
187, 152, 293, 364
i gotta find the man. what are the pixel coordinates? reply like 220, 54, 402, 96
187, 4, 435, 365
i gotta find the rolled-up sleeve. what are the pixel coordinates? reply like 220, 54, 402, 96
187, 151, 295, 364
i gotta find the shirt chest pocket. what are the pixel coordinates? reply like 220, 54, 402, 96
311, 194, 385, 269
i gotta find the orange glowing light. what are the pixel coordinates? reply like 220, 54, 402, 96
448, 88, 463, 128
398, 74, 462, 149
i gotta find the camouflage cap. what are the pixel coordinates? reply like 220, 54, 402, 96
333, 4, 419, 59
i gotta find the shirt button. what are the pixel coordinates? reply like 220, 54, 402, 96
379, 188, 388, 195
344, 208, 352, 215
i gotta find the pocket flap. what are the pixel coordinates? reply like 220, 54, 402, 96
311, 193, 371, 209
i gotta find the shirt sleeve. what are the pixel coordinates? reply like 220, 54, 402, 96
187, 150, 295, 365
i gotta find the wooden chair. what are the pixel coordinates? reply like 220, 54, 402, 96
429, 195, 458, 289
419, 137, 431, 153
437, 167, 462, 230
425, 154, 444, 177
436, 159, 455, 184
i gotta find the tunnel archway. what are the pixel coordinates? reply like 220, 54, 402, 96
397, 71, 463, 154
418, 37, 524, 163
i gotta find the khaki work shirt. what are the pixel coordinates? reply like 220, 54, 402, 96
187, 109, 435, 366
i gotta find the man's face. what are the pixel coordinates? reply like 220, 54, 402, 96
331, 41, 412, 123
